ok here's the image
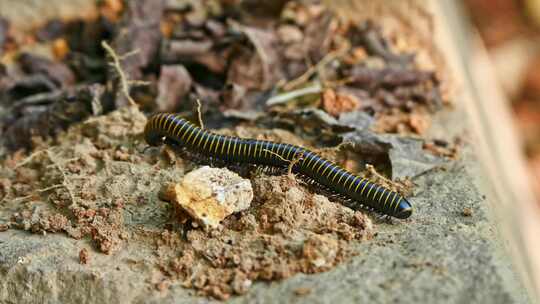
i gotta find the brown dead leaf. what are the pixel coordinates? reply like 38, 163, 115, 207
408, 112, 431, 134
156, 64, 192, 112
227, 24, 283, 90
322, 88, 360, 117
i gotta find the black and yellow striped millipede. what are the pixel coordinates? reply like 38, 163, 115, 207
144, 113, 413, 219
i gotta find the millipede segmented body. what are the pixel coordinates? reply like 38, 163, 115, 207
144, 113, 413, 219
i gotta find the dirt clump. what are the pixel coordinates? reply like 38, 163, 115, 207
157, 175, 373, 299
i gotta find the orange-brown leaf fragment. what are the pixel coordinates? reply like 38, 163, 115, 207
322, 88, 360, 117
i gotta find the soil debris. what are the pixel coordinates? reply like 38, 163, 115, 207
79, 248, 90, 265
423, 138, 461, 160
294, 286, 312, 296
0, 223, 9, 232
157, 174, 373, 299
462, 207, 473, 217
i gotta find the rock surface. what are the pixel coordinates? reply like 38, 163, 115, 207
0, 145, 529, 303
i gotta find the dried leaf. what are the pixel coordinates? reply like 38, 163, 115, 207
321, 88, 361, 117
228, 23, 283, 90
18, 53, 75, 88
156, 65, 192, 112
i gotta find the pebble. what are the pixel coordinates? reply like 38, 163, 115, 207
169, 166, 253, 229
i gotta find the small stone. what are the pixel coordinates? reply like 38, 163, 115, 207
231, 271, 252, 295
156, 280, 169, 292
171, 166, 253, 229
52, 38, 70, 60
462, 207, 473, 217
408, 112, 431, 134
293, 287, 312, 296
79, 248, 90, 265
302, 234, 339, 270
0, 223, 9, 232
113, 149, 130, 161
159, 183, 177, 202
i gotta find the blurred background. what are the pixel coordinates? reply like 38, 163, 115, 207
464, 0, 540, 204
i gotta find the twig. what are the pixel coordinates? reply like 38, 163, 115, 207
262, 149, 289, 163
45, 157, 80, 169
263, 149, 305, 176
195, 99, 204, 129
45, 150, 76, 205
37, 184, 65, 192
365, 164, 392, 184
312, 141, 355, 155
6, 184, 66, 204
365, 164, 412, 195
2, 149, 77, 205
282, 43, 350, 91
287, 152, 305, 176
322, 76, 355, 88
118, 49, 140, 60
128, 80, 152, 86
266, 83, 322, 106
101, 40, 137, 107
14, 150, 46, 169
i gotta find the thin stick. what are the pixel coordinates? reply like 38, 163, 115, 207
45, 150, 76, 205
195, 99, 204, 129
118, 49, 140, 60
365, 164, 392, 184
14, 150, 46, 169
266, 83, 322, 106
287, 152, 305, 176
312, 141, 355, 155
282, 42, 350, 92
6, 182, 67, 204
45, 157, 80, 169
101, 41, 137, 106
263, 149, 305, 176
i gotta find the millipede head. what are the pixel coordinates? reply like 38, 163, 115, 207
144, 126, 165, 147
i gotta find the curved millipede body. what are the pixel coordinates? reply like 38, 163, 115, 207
144, 113, 413, 219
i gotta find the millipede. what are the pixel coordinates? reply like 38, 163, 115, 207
144, 113, 413, 219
